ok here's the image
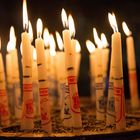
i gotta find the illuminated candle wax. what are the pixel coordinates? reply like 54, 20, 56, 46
49, 34, 58, 106
56, 31, 72, 127
35, 18, 52, 132
93, 28, 105, 121
0, 39, 10, 126
21, 0, 34, 130
122, 22, 139, 109
61, 9, 82, 132
86, 40, 96, 102
108, 13, 126, 130
106, 37, 115, 126
101, 33, 109, 85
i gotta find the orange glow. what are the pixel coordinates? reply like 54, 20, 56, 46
55, 31, 63, 51
108, 12, 118, 33
61, 8, 68, 28
86, 40, 96, 53
68, 14, 75, 37
122, 21, 132, 36
23, 0, 28, 30
37, 18, 43, 38
43, 28, 50, 47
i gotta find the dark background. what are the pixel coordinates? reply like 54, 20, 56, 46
1, 0, 140, 98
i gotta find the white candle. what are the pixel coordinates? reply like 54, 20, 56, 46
93, 28, 105, 121
122, 21, 139, 109
35, 18, 52, 132
62, 10, 82, 132
21, 0, 34, 130
86, 40, 96, 102
108, 13, 126, 130
0, 39, 10, 126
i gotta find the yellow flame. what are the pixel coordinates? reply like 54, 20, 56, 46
122, 21, 132, 36
43, 28, 50, 47
68, 14, 75, 37
23, 0, 28, 30
49, 34, 56, 56
37, 18, 43, 38
61, 8, 68, 28
108, 12, 118, 33
29, 21, 33, 42
76, 40, 81, 53
33, 47, 37, 61
9, 26, 16, 50
93, 28, 102, 49
86, 40, 96, 53
101, 33, 109, 48
55, 31, 63, 51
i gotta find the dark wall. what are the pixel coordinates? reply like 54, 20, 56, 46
1, 0, 140, 98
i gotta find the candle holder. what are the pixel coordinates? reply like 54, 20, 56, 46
0, 97, 140, 139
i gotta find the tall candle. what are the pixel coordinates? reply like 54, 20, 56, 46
108, 13, 126, 130
122, 21, 139, 109
86, 40, 96, 102
35, 18, 52, 132
93, 28, 105, 121
21, 0, 34, 130
0, 39, 10, 126
62, 9, 82, 132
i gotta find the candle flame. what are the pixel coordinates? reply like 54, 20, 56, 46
86, 40, 96, 53
108, 13, 118, 33
76, 40, 81, 53
33, 47, 37, 61
9, 26, 16, 51
23, 0, 28, 30
37, 18, 43, 38
68, 14, 75, 37
49, 34, 56, 56
93, 28, 102, 49
101, 33, 109, 48
122, 21, 132, 36
55, 31, 63, 51
43, 28, 50, 47
61, 8, 68, 28
20, 43, 22, 55
7, 41, 12, 52
29, 21, 33, 42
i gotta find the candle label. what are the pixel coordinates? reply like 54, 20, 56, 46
114, 86, 125, 123
0, 89, 10, 123
39, 87, 51, 125
67, 76, 80, 114
23, 84, 34, 119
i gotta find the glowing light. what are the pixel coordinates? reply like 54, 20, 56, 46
101, 33, 109, 48
75, 40, 81, 53
61, 8, 68, 28
49, 34, 56, 56
86, 40, 96, 53
23, 0, 28, 30
43, 28, 50, 47
37, 18, 43, 38
55, 31, 63, 51
68, 14, 75, 37
33, 47, 37, 61
122, 21, 132, 36
29, 21, 33, 42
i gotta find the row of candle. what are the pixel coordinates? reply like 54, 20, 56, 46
0, 0, 139, 134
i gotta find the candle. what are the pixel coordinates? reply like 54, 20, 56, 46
21, 0, 34, 130
122, 21, 139, 109
55, 31, 72, 127
0, 38, 10, 126
49, 34, 58, 106
61, 9, 82, 132
35, 18, 52, 132
108, 13, 126, 130
93, 28, 105, 121
86, 40, 96, 102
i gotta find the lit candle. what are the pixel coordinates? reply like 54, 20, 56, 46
93, 28, 105, 121
56, 31, 72, 127
0, 38, 10, 126
35, 18, 52, 132
61, 9, 82, 132
86, 40, 96, 102
49, 34, 58, 105
122, 21, 139, 109
108, 13, 126, 130
21, 0, 34, 130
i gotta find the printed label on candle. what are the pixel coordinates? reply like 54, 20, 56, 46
25, 99, 34, 117
95, 83, 103, 90
67, 76, 77, 85
107, 97, 115, 113
23, 84, 32, 92
114, 86, 125, 123
39, 87, 50, 125
97, 95, 105, 113
0, 89, 6, 96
